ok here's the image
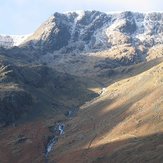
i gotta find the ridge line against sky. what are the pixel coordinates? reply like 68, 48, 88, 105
0, 0, 163, 35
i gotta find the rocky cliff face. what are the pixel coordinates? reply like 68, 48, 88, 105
23, 11, 163, 53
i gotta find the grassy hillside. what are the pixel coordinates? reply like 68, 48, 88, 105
51, 58, 163, 163
0, 53, 98, 126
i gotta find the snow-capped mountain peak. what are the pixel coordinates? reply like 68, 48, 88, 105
20, 11, 163, 54
1, 10, 163, 56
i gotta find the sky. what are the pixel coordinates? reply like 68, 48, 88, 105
0, 0, 163, 35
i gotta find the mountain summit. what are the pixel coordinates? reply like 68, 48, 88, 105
23, 11, 163, 53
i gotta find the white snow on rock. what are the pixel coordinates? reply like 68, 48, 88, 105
0, 34, 31, 48
76, 10, 85, 21
11, 34, 31, 46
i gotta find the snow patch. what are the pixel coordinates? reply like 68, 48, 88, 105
10, 34, 31, 46
76, 10, 85, 21
0, 34, 31, 48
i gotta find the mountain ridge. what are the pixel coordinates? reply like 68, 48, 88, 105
22, 11, 163, 52
1, 10, 163, 50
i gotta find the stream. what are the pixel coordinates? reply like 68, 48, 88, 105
44, 123, 65, 162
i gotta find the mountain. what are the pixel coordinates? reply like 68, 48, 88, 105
23, 11, 163, 53
19, 11, 163, 78
1, 11, 163, 69
0, 10, 163, 163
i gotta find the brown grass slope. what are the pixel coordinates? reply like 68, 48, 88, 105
51, 58, 163, 163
